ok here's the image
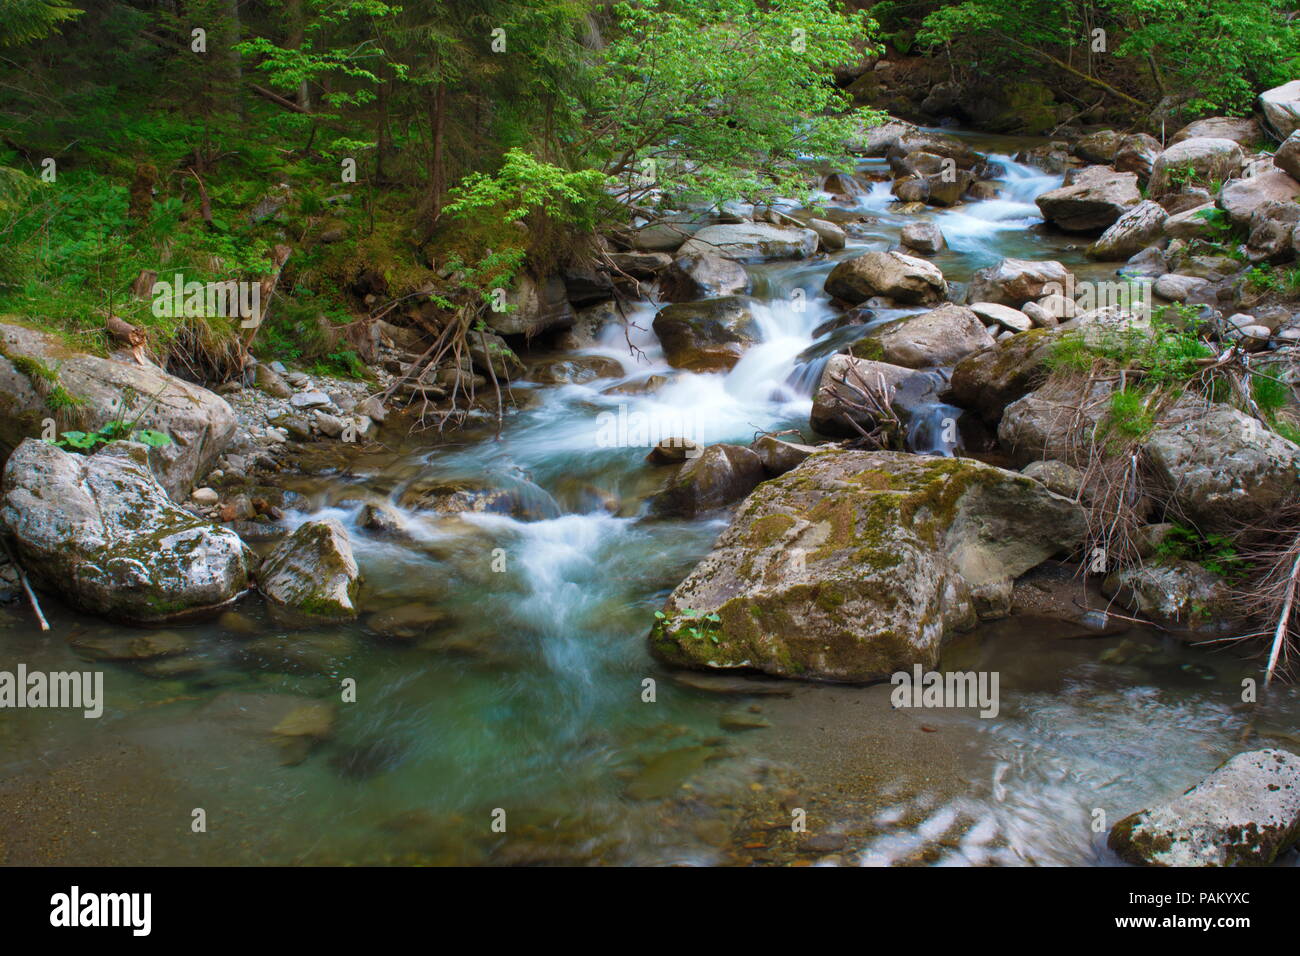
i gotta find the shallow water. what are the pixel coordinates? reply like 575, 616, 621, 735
2, 131, 1297, 867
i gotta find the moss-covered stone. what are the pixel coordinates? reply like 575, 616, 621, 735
648, 449, 1086, 682
258, 518, 361, 622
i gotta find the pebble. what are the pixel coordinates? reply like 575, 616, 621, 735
191, 487, 219, 505
290, 391, 332, 409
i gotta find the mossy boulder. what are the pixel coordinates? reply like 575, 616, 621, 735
0, 321, 236, 499
258, 518, 360, 621
1109, 749, 1300, 866
0, 439, 254, 623
649, 450, 1085, 682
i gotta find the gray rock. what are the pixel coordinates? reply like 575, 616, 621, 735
647, 444, 766, 518
750, 435, 820, 476
1144, 402, 1300, 532
0, 440, 254, 622
0, 323, 236, 499
806, 218, 847, 251
258, 518, 360, 620
1102, 561, 1233, 632
969, 301, 1032, 333
484, 274, 575, 337
968, 258, 1073, 307
1036, 166, 1141, 232
1109, 749, 1300, 866
824, 251, 947, 306
862, 304, 996, 369
1171, 116, 1262, 147
1021, 460, 1082, 498
1154, 273, 1210, 301
1148, 138, 1245, 196
1087, 200, 1168, 260
1260, 80, 1300, 139
1218, 167, 1300, 226
1274, 131, 1300, 181
290, 391, 332, 409
676, 222, 819, 262
659, 253, 750, 302
899, 221, 946, 254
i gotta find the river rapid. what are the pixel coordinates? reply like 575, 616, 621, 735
3, 130, 1298, 867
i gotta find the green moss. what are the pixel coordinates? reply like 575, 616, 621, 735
848, 335, 886, 361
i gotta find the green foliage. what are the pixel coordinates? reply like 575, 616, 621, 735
656, 608, 723, 644
0, 0, 82, 46
589, 0, 884, 208
1108, 388, 1155, 439
911, 0, 1298, 115
53, 422, 173, 453
1046, 311, 1212, 385
1153, 524, 1248, 582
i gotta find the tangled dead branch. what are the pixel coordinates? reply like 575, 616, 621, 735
818, 360, 904, 451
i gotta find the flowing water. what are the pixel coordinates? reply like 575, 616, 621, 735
2, 131, 1298, 866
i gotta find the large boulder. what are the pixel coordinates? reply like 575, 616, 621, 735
1143, 403, 1300, 532
1274, 131, 1300, 181
999, 378, 1114, 467
1086, 200, 1168, 260
1163, 202, 1218, 240
967, 258, 1074, 307
648, 450, 1085, 681
0, 439, 254, 622
652, 297, 759, 372
1171, 116, 1262, 147
658, 253, 750, 302
1148, 138, 1244, 196
258, 518, 360, 620
1114, 133, 1162, 183
1260, 80, 1300, 140
824, 250, 947, 305
899, 221, 946, 254
1073, 130, 1122, 164
484, 274, 575, 337
1036, 167, 1141, 232
1218, 167, 1300, 227
0, 322, 235, 499
647, 444, 766, 518
1245, 199, 1300, 263
1109, 749, 1300, 866
944, 328, 1058, 424
857, 304, 995, 369
675, 223, 819, 262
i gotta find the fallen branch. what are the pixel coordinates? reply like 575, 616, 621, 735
1265, 548, 1300, 685
2, 539, 48, 632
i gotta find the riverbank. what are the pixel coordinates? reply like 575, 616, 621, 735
3, 119, 1300, 867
